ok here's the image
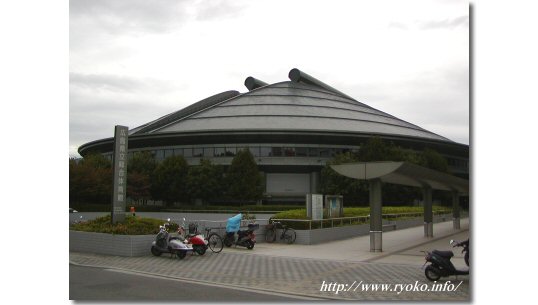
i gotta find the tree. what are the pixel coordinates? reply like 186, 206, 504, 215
357, 136, 406, 162
151, 155, 189, 206
225, 149, 264, 205
69, 154, 112, 204
127, 172, 151, 203
418, 148, 448, 173
186, 159, 224, 204
127, 151, 156, 203
128, 151, 156, 176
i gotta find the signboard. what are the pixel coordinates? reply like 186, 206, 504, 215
111, 125, 128, 223
311, 194, 324, 220
325, 195, 344, 218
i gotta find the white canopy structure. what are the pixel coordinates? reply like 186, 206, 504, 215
330, 162, 469, 252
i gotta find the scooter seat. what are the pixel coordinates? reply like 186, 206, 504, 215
433, 250, 454, 258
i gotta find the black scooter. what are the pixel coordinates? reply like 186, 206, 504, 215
224, 223, 259, 250
423, 239, 469, 281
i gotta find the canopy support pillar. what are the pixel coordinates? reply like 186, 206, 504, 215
423, 186, 433, 237
452, 191, 461, 230
369, 178, 383, 252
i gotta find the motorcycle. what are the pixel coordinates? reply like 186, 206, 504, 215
150, 218, 192, 259
177, 218, 224, 255
223, 213, 258, 250
423, 238, 469, 281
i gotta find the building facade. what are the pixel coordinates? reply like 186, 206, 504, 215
79, 69, 469, 203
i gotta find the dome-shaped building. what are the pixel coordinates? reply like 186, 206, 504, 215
79, 68, 469, 202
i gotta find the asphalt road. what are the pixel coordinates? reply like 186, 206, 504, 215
69, 264, 309, 301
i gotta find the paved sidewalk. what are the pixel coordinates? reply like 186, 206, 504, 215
70, 218, 470, 301
227, 217, 469, 265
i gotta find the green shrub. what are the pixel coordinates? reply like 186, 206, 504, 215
70, 215, 178, 235
270, 206, 453, 230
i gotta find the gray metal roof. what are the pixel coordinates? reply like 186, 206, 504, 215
137, 75, 452, 143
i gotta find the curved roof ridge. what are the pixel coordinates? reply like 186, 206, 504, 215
133, 90, 240, 134
147, 82, 289, 133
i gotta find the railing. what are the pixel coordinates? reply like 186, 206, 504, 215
172, 210, 456, 232
269, 210, 453, 230
173, 218, 271, 236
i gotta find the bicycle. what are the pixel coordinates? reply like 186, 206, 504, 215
204, 227, 224, 253
265, 221, 296, 244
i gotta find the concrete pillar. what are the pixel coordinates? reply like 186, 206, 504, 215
310, 171, 320, 193
452, 191, 461, 230
369, 178, 383, 252
423, 186, 433, 237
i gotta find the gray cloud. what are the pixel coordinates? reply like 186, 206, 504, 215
195, 0, 246, 21
70, 0, 247, 36
69, 72, 188, 157
345, 66, 469, 144
70, 0, 189, 34
388, 22, 408, 30
419, 15, 468, 30
69, 73, 180, 93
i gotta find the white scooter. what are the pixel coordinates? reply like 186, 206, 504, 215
150, 218, 193, 259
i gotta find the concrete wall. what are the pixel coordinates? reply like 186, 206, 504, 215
271, 213, 453, 245
70, 231, 155, 257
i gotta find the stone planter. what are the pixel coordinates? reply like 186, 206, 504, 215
70, 214, 455, 254
70, 230, 155, 257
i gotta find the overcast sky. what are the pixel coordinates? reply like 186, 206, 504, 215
70, 0, 469, 157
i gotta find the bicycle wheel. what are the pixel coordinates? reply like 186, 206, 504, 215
283, 228, 296, 244
207, 233, 224, 253
265, 228, 276, 243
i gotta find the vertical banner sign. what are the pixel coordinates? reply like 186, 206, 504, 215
111, 125, 128, 224
311, 194, 324, 220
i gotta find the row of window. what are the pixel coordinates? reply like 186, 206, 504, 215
103, 146, 469, 169
122, 146, 359, 161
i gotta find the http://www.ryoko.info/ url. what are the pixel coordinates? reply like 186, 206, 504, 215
319, 280, 464, 295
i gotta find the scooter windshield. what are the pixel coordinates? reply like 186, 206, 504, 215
226, 213, 242, 233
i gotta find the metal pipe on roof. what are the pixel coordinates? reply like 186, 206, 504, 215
288, 68, 357, 101
244, 76, 268, 91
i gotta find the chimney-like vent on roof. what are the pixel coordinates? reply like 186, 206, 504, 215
288, 68, 357, 101
244, 76, 268, 91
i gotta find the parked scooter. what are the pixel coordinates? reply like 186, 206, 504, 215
150, 218, 192, 259
223, 213, 258, 250
423, 238, 469, 281
177, 218, 224, 255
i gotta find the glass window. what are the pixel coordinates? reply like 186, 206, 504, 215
225, 147, 236, 156
308, 148, 319, 157
249, 146, 260, 157
183, 148, 193, 157
193, 148, 203, 157
155, 150, 164, 161
164, 149, 173, 159
332, 148, 343, 157
296, 147, 308, 157
283, 147, 296, 156
173, 148, 183, 156
204, 147, 214, 157
260, 147, 271, 157
319, 148, 331, 157
271, 147, 282, 157
214, 147, 225, 157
